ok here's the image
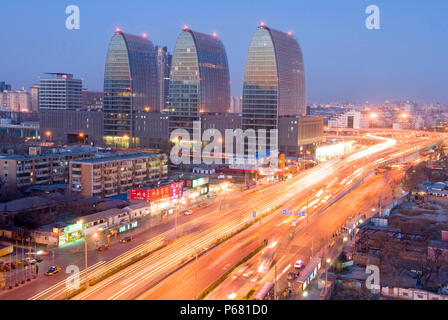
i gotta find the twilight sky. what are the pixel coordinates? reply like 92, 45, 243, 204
1, 0, 447, 104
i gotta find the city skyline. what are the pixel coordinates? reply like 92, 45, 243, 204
1, 1, 448, 104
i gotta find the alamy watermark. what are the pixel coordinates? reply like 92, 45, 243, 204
65, 5, 80, 30
170, 121, 278, 169
365, 5, 380, 30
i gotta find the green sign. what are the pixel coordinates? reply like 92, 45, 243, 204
119, 221, 138, 233
193, 178, 206, 188
64, 223, 83, 234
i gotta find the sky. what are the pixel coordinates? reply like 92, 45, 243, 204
1, 0, 447, 104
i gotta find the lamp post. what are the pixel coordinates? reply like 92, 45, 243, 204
185, 242, 199, 300
325, 258, 331, 295
78, 220, 88, 288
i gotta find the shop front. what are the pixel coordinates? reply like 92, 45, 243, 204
53, 222, 83, 247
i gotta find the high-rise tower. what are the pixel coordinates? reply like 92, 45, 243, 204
168, 27, 230, 139
103, 29, 159, 148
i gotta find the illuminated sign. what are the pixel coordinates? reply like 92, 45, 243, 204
64, 223, 83, 234
119, 221, 138, 233
132, 182, 184, 202
130, 189, 150, 201
192, 177, 208, 188
169, 182, 183, 200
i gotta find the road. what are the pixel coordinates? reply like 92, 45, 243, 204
69, 133, 438, 300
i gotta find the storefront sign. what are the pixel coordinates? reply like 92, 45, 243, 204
130, 189, 151, 201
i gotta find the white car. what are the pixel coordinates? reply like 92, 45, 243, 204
184, 210, 193, 215
294, 259, 305, 270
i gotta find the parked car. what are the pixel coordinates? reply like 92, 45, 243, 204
45, 266, 61, 276
120, 236, 133, 243
294, 259, 305, 270
184, 210, 193, 216
98, 244, 110, 251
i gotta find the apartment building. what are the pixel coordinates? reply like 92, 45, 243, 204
0, 146, 97, 192
70, 152, 168, 198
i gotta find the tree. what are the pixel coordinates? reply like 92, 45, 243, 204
418, 248, 443, 291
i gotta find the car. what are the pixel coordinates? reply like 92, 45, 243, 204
242, 270, 254, 278
98, 244, 110, 251
45, 266, 61, 276
294, 259, 305, 270
184, 210, 193, 215
0, 263, 10, 272
286, 271, 298, 280
120, 236, 133, 243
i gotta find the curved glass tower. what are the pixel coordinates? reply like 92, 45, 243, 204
168, 27, 230, 137
103, 30, 159, 148
242, 24, 306, 144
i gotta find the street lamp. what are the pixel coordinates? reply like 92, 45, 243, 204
77, 219, 88, 288
325, 258, 331, 296
185, 242, 199, 300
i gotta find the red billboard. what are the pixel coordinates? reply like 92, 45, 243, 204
149, 185, 170, 202
131, 182, 183, 202
130, 189, 150, 201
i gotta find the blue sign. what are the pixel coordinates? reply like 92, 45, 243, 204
297, 211, 307, 217
253, 211, 256, 218
283, 210, 293, 215
293, 218, 296, 223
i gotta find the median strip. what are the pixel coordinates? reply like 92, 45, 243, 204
197, 242, 267, 300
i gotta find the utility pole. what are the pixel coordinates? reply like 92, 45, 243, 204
83, 222, 88, 288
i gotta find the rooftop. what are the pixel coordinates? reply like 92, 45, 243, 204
71, 151, 164, 164
0, 196, 60, 212
80, 208, 125, 224
0, 146, 97, 160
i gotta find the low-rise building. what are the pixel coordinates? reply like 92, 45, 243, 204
0, 146, 97, 192
70, 151, 168, 198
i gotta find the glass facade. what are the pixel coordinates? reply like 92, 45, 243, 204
169, 28, 230, 138
242, 25, 306, 149
103, 31, 159, 148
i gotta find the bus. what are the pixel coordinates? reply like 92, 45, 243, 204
253, 282, 274, 300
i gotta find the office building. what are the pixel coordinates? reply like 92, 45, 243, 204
328, 110, 370, 129
242, 24, 306, 154
103, 29, 159, 148
230, 96, 242, 113
70, 151, 168, 198
169, 27, 230, 139
155, 46, 172, 112
39, 73, 82, 110
30, 84, 39, 112
278, 116, 324, 158
0, 89, 31, 112
82, 90, 103, 111
40, 109, 104, 145
133, 111, 169, 151
0, 82, 11, 92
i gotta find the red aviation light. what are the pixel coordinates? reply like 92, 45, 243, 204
142, 33, 147, 38
288, 31, 292, 36
213, 32, 217, 37
183, 25, 189, 31
115, 27, 121, 33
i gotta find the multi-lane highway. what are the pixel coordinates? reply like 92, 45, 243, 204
65, 132, 440, 300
